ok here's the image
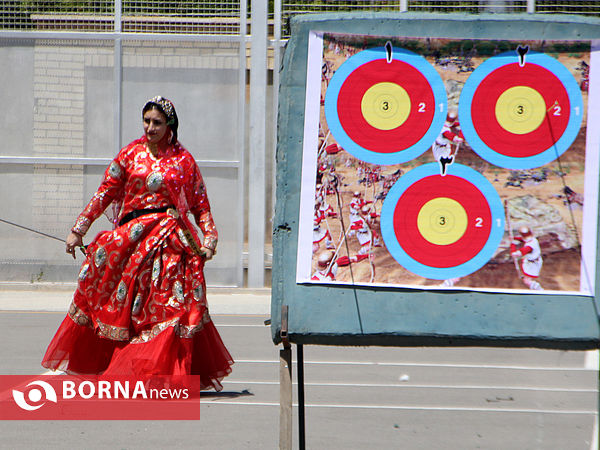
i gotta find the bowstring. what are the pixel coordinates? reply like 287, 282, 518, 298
333, 173, 364, 333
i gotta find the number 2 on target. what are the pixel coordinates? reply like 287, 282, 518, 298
475, 218, 502, 227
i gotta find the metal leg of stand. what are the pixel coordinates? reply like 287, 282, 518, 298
279, 345, 292, 450
297, 343, 306, 450
279, 305, 292, 450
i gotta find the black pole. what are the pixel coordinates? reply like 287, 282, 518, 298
0, 218, 65, 243
297, 343, 305, 450
0, 217, 87, 255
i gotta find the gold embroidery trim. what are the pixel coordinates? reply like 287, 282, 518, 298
130, 309, 211, 344
96, 318, 130, 341
68, 302, 211, 344
68, 303, 92, 327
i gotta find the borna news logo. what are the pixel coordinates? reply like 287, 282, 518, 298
12, 380, 58, 411
1, 375, 201, 420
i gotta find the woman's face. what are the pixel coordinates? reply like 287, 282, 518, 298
143, 107, 169, 144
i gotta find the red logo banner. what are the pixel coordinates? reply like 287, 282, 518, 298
0, 375, 200, 420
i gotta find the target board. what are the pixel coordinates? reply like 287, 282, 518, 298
274, 15, 600, 349
381, 163, 505, 280
459, 51, 584, 170
294, 30, 598, 297
324, 46, 447, 165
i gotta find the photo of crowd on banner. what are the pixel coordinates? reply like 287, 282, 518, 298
301, 33, 595, 294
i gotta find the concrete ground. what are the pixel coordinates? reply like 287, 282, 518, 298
0, 283, 598, 449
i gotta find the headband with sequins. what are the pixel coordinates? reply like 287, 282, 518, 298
144, 95, 176, 125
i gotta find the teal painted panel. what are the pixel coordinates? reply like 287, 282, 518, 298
272, 13, 600, 349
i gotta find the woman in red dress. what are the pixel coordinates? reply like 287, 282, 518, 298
42, 96, 233, 390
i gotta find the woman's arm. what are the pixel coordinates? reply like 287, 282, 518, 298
69, 152, 128, 247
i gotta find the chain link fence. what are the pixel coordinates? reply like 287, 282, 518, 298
2, 1, 599, 35
536, 1, 600, 14
280, 1, 600, 36
1, 0, 243, 34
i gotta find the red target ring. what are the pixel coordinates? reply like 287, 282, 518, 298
471, 63, 570, 158
336, 59, 435, 154
393, 175, 492, 268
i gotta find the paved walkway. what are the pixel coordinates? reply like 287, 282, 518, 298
1, 283, 598, 448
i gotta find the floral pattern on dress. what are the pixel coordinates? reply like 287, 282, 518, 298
71, 136, 218, 250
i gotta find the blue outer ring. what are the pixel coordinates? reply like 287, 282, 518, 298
324, 47, 447, 166
458, 52, 584, 170
380, 163, 505, 280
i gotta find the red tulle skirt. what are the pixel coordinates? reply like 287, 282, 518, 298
42, 213, 233, 391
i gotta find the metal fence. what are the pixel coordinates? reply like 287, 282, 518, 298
278, 0, 600, 35
1, 0, 243, 34
0, 0, 599, 287
0, 1, 247, 287
4, 1, 600, 34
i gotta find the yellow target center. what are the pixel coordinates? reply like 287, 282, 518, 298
361, 82, 411, 131
417, 197, 468, 246
495, 86, 546, 135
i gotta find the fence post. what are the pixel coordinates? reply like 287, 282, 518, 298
249, 0, 268, 287
113, 0, 122, 153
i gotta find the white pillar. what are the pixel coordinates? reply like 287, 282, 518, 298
248, 0, 267, 287
114, 0, 122, 153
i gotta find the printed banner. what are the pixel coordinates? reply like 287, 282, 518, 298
0, 375, 200, 420
297, 32, 600, 295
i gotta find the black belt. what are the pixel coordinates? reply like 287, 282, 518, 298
119, 207, 172, 226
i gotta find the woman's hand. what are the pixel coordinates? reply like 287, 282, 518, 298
200, 247, 214, 261
66, 232, 83, 259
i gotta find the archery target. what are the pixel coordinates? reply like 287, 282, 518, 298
324, 47, 447, 165
381, 163, 505, 280
459, 51, 584, 170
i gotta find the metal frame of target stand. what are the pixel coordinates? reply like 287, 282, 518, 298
278, 305, 306, 450
277, 305, 600, 450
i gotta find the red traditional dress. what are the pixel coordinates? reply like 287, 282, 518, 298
42, 136, 233, 390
